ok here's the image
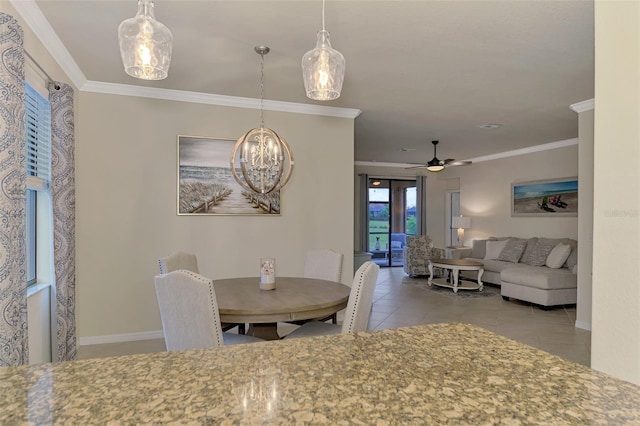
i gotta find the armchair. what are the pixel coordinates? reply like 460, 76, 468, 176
403, 235, 446, 277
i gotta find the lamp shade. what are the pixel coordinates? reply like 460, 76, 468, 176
118, 0, 173, 80
302, 30, 345, 101
452, 216, 471, 229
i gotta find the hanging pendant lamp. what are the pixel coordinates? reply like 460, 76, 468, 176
118, 0, 173, 80
231, 46, 294, 195
302, 0, 346, 101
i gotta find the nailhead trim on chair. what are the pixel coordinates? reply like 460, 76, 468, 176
343, 271, 363, 333
178, 270, 224, 347
343, 262, 374, 333
158, 252, 244, 334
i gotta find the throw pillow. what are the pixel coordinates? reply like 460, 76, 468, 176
546, 243, 572, 268
390, 241, 402, 249
564, 247, 578, 269
484, 240, 508, 260
521, 239, 557, 267
519, 238, 538, 265
471, 239, 488, 259
497, 238, 528, 263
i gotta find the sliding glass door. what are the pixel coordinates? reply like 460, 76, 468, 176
367, 178, 417, 267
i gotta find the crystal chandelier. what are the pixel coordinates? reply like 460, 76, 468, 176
301, 0, 346, 101
118, 0, 173, 80
230, 47, 294, 194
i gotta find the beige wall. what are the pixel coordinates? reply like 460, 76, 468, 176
592, 1, 640, 384
441, 145, 579, 242
77, 92, 355, 339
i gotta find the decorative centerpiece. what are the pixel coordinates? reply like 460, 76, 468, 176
260, 258, 276, 290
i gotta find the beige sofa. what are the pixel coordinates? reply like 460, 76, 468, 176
459, 237, 577, 308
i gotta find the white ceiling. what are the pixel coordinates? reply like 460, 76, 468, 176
28, 0, 593, 165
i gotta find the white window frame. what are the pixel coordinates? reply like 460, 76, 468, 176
25, 81, 54, 290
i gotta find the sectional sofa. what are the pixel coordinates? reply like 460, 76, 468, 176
459, 237, 578, 308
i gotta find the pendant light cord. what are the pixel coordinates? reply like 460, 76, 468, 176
260, 53, 265, 129
322, 0, 326, 31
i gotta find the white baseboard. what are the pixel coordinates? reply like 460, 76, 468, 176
79, 330, 164, 346
575, 320, 592, 331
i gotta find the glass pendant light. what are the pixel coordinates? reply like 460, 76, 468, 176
118, 0, 173, 80
302, 0, 346, 101
231, 46, 294, 195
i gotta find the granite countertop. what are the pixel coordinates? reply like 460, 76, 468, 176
1, 323, 640, 424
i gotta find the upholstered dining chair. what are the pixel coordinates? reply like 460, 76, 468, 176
158, 251, 199, 275
284, 261, 380, 339
158, 251, 245, 334
154, 270, 263, 351
303, 249, 344, 324
304, 249, 343, 282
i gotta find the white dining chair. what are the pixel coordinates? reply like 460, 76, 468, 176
303, 249, 344, 323
158, 251, 199, 275
284, 261, 380, 339
304, 249, 344, 282
154, 270, 263, 351
158, 251, 245, 335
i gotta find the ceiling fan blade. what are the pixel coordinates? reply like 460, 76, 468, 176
404, 164, 428, 169
444, 160, 472, 167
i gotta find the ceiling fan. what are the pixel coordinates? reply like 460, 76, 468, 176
407, 140, 472, 172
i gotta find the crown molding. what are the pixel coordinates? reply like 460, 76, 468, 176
356, 138, 579, 168
10, 0, 87, 89
355, 161, 417, 168
570, 99, 595, 113
83, 81, 362, 119
467, 138, 578, 163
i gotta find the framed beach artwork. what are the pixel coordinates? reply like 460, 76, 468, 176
177, 135, 280, 215
511, 177, 578, 217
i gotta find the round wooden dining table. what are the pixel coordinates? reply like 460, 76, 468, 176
214, 277, 351, 340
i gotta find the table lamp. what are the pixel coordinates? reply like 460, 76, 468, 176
452, 215, 471, 248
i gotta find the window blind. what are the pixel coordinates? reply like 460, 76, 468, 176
25, 83, 51, 186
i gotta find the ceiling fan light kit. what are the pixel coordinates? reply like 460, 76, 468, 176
118, 0, 173, 80
406, 140, 472, 172
426, 162, 445, 172
302, 0, 346, 101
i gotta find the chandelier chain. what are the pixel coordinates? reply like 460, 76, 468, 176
322, 0, 325, 31
259, 52, 265, 129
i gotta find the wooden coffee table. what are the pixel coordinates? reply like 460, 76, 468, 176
428, 258, 484, 293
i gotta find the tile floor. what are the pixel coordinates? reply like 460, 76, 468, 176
79, 267, 591, 366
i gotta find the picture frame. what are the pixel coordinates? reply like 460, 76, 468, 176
177, 135, 280, 215
511, 177, 578, 217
